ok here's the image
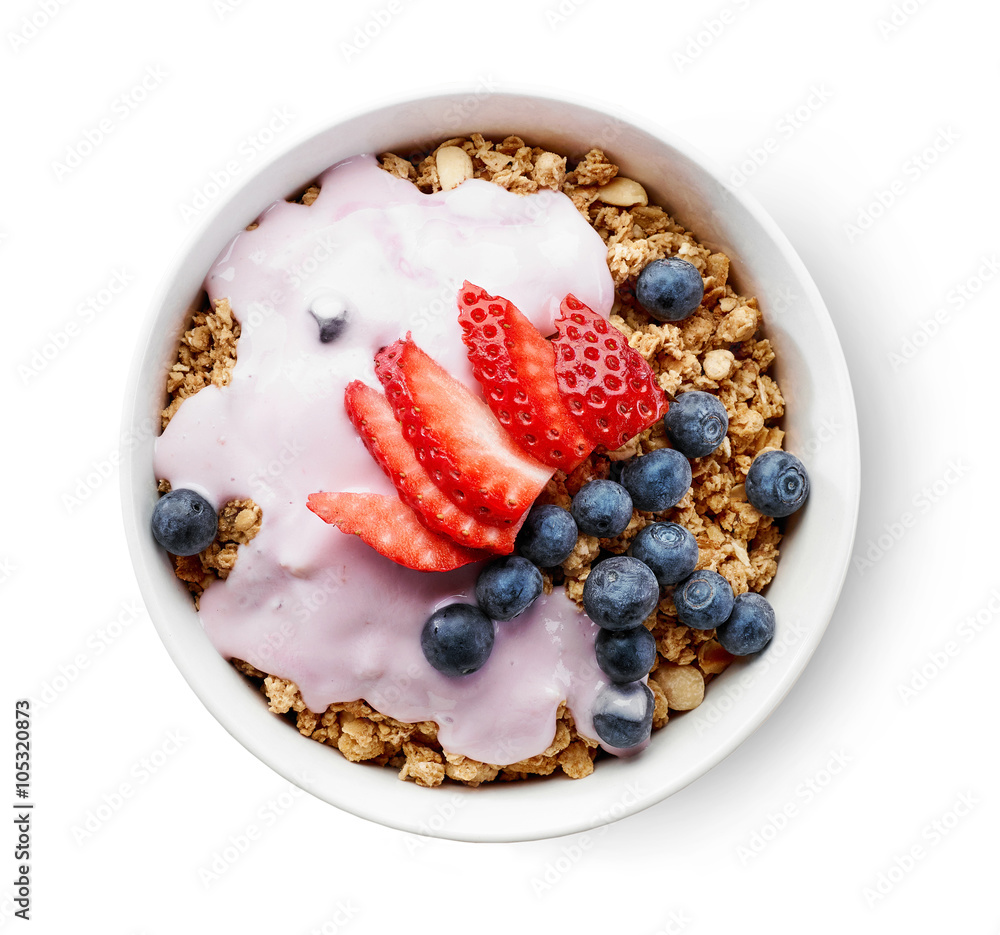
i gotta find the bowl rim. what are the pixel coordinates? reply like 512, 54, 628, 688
120, 83, 860, 843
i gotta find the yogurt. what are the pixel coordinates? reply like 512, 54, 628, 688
154, 154, 629, 765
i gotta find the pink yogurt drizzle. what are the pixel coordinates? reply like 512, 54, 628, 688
154, 154, 640, 765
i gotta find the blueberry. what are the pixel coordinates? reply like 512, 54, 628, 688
716, 592, 776, 655
571, 480, 633, 538
516, 504, 578, 567
635, 257, 704, 323
595, 625, 657, 683
475, 556, 543, 621
308, 291, 352, 343
620, 448, 692, 512
151, 488, 218, 556
592, 681, 654, 749
628, 522, 699, 586
420, 603, 495, 677
745, 450, 810, 518
674, 570, 734, 630
663, 391, 729, 459
582, 555, 660, 631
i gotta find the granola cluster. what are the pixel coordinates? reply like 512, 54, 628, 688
159, 135, 786, 786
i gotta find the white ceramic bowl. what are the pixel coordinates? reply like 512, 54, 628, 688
121, 88, 859, 843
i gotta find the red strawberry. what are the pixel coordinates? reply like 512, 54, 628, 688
374, 336, 553, 525
552, 294, 669, 450
344, 380, 522, 554
306, 491, 487, 572
457, 281, 593, 471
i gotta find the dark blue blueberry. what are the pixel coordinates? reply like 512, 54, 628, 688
716, 592, 776, 655
515, 504, 578, 567
475, 556, 543, 621
312, 311, 348, 343
635, 257, 704, 323
582, 555, 660, 631
745, 450, 810, 518
664, 391, 729, 458
628, 522, 699, 585
620, 448, 692, 512
595, 625, 657, 683
571, 480, 633, 538
592, 681, 654, 749
151, 488, 218, 556
420, 603, 495, 677
308, 292, 352, 343
674, 570, 734, 630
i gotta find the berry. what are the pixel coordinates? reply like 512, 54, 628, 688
458, 282, 592, 470
551, 295, 668, 450
716, 592, 776, 655
592, 681, 654, 749
635, 257, 704, 322
745, 450, 810, 518
344, 381, 521, 553
515, 504, 578, 567
628, 522, 698, 585
420, 604, 495, 677
674, 570, 735, 630
151, 488, 218, 556
374, 336, 553, 525
475, 556, 543, 621
663, 391, 729, 458
582, 555, 660, 631
595, 625, 657, 683
620, 448, 692, 512
309, 291, 351, 343
306, 492, 487, 572
571, 479, 633, 538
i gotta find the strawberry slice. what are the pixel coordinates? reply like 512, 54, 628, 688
457, 281, 593, 471
374, 336, 553, 526
306, 491, 487, 572
552, 294, 669, 450
344, 380, 522, 554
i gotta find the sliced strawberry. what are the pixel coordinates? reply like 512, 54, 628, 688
306, 491, 487, 572
552, 294, 669, 450
457, 281, 593, 471
374, 336, 553, 526
344, 380, 522, 554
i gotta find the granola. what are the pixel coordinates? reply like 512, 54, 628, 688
160, 135, 786, 785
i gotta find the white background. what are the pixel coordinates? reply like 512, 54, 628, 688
3, 0, 997, 931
